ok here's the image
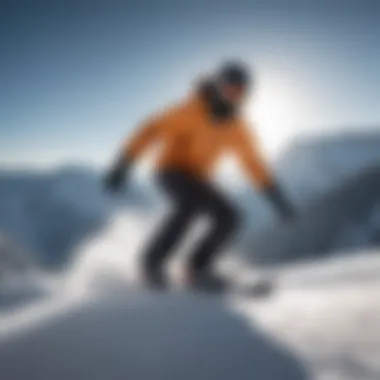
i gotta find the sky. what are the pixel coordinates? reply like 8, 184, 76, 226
1, 0, 380, 169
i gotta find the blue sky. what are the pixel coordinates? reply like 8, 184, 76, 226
2, 0, 380, 168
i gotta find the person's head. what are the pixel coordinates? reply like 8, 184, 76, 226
215, 60, 252, 106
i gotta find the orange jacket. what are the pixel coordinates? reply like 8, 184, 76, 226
122, 93, 274, 190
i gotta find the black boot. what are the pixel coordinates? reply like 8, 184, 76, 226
143, 266, 168, 290
188, 269, 228, 292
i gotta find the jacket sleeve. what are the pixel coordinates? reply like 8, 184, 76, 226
233, 122, 274, 190
122, 104, 184, 161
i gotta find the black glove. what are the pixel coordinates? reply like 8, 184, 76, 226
262, 182, 296, 221
104, 155, 132, 193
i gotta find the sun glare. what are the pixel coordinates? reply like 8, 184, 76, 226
247, 80, 298, 156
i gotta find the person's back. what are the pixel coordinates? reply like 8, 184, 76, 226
105, 60, 295, 288
124, 85, 271, 187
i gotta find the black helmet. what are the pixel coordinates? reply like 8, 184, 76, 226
216, 60, 252, 88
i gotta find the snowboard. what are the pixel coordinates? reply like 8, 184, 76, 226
139, 276, 276, 299
133, 271, 276, 299
186, 276, 276, 298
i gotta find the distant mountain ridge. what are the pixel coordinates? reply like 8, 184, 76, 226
1, 130, 380, 269
0, 166, 158, 268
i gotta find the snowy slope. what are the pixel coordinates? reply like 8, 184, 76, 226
235, 252, 380, 380
0, 252, 379, 380
0, 234, 60, 311
1, 163, 380, 380
0, 292, 309, 380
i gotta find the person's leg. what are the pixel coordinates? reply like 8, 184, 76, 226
143, 207, 196, 286
187, 181, 240, 278
142, 171, 201, 287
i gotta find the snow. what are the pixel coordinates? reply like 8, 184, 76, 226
0, 292, 308, 380
0, 250, 379, 379
1, 132, 380, 379
236, 274, 380, 379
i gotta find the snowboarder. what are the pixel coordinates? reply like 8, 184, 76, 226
104, 60, 296, 289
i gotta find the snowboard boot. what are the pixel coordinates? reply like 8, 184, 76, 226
143, 266, 168, 290
185, 269, 228, 292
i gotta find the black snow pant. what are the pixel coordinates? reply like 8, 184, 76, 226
143, 170, 240, 284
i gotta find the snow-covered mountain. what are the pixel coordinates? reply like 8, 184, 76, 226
0, 234, 58, 311
239, 130, 380, 229
276, 130, 380, 200
0, 234, 34, 274
1, 130, 380, 271
237, 131, 380, 264
0, 166, 158, 269
244, 165, 380, 264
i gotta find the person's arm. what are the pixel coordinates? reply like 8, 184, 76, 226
104, 105, 182, 192
104, 117, 161, 192
233, 123, 295, 220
